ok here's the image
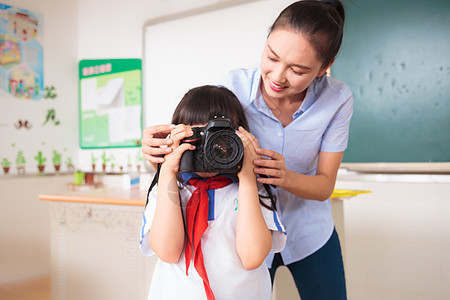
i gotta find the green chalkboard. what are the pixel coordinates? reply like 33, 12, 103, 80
333, 0, 450, 162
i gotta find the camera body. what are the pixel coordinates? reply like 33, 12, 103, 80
179, 117, 243, 173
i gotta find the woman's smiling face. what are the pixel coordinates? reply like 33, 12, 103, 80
260, 28, 329, 102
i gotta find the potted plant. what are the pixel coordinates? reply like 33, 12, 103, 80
16, 150, 26, 174
127, 154, 132, 172
65, 156, 74, 172
135, 150, 143, 173
1, 158, 11, 174
101, 151, 110, 172
91, 153, 98, 172
52, 150, 62, 172
109, 154, 116, 172
34, 151, 47, 173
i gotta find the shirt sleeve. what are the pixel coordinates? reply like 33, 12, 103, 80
321, 86, 354, 153
258, 184, 287, 253
139, 186, 158, 256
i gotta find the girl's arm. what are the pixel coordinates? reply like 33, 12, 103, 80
235, 127, 272, 270
254, 149, 343, 201
148, 125, 195, 263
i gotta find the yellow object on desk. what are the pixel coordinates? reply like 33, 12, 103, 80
331, 189, 371, 198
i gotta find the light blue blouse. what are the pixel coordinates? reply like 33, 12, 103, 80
218, 67, 353, 266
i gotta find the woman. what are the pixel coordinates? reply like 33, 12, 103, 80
141, 1, 352, 299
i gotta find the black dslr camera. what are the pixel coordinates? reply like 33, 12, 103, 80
179, 117, 244, 173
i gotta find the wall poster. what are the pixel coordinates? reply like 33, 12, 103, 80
0, 3, 43, 100
79, 59, 142, 149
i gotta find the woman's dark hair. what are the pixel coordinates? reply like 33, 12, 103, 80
269, 0, 345, 69
172, 85, 249, 131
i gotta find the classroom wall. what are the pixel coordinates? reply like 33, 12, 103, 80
1, 0, 80, 285
0, 0, 78, 175
0, 175, 72, 284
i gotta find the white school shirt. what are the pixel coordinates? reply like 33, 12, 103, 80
218, 67, 353, 266
140, 177, 286, 300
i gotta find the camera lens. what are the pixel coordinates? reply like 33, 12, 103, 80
211, 136, 238, 163
205, 130, 243, 171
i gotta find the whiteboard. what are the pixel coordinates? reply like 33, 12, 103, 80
143, 0, 296, 127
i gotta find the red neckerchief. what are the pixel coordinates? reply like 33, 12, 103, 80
185, 176, 233, 300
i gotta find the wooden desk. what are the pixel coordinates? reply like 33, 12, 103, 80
40, 188, 147, 206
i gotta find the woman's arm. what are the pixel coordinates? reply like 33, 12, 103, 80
235, 128, 272, 270
254, 149, 344, 201
148, 125, 195, 263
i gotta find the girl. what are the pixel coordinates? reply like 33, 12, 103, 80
140, 85, 286, 300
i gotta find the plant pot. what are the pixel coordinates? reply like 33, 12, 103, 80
92, 164, 96, 172
102, 164, 107, 172
137, 165, 141, 173
74, 171, 85, 185
67, 164, 74, 172
85, 172, 95, 185
54, 164, 61, 172
38, 165, 45, 173
2, 166, 10, 174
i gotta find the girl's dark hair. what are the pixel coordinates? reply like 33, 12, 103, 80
269, 0, 345, 69
171, 85, 276, 211
172, 85, 249, 131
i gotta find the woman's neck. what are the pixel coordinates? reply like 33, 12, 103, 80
261, 86, 306, 127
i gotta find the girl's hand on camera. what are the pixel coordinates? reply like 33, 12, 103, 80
236, 127, 259, 180
160, 124, 195, 174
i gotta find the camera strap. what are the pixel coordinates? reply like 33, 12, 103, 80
261, 182, 277, 211
145, 163, 161, 207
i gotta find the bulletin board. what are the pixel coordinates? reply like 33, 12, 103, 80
79, 59, 142, 149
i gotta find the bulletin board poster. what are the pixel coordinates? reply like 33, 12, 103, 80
79, 59, 143, 149
0, 3, 44, 100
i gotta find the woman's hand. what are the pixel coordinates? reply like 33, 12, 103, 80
141, 124, 176, 164
254, 148, 344, 201
254, 147, 289, 189
235, 127, 260, 180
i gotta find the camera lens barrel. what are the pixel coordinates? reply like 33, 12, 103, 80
204, 130, 243, 171
179, 118, 243, 173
